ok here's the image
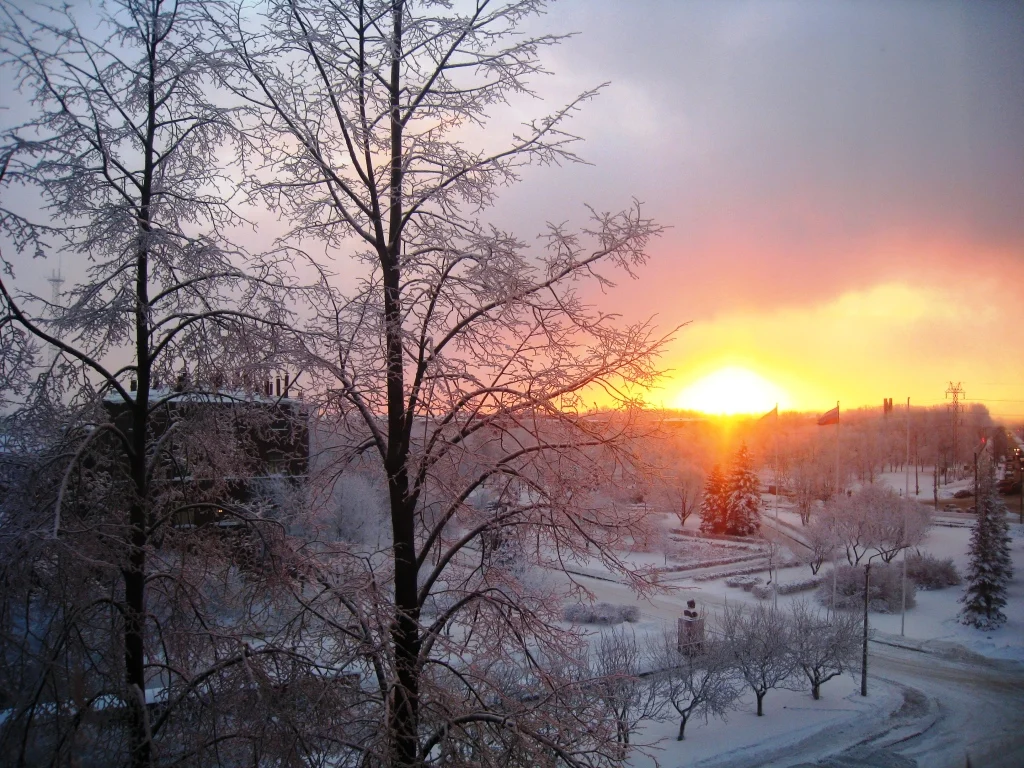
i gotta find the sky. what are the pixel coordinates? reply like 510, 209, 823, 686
487, 0, 1024, 419
2, 1, 1022, 419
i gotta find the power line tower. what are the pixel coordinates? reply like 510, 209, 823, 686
47, 267, 65, 305
946, 382, 964, 480
46, 266, 65, 366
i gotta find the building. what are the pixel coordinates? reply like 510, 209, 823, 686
103, 377, 309, 528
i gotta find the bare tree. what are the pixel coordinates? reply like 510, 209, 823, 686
722, 603, 796, 717
869, 490, 930, 563
651, 632, 739, 741
800, 516, 839, 575
209, 1, 669, 766
787, 600, 859, 700
591, 627, 662, 753
661, 465, 704, 529
792, 453, 822, 526
824, 485, 928, 566
822, 491, 874, 566
0, 2, 303, 766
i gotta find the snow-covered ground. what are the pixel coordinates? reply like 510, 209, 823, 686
552, 502, 1024, 767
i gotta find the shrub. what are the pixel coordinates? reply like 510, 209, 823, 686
753, 577, 823, 599
725, 575, 763, 590
816, 564, 916, 613
906, 551, 961, 590
693, 560, 799, 583
776, 576, 824, 595
562, 602, 640, 625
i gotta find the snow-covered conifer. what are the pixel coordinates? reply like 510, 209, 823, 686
699, 464, 728, 535
726, 444, 761, 536
960, 459, 1013, 629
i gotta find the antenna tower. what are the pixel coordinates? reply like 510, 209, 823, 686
47, 267, 65, 305
945, 382, 963, 479
46, 265, 65, 365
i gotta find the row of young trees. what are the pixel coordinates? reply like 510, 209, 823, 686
592, 599, 862, 750
0, 2, 671, 767
746, 405, 999, 511
698, 444, 760, 537
798, 485, 931, 574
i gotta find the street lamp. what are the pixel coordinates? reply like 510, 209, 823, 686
861, 551, 885, 697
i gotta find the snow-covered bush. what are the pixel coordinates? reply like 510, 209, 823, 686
751, 584, 774, 600
663, 552, 763, 572
906, 552, 961, 590
693, 560, 799, 582
563, 602, 641, 625
724, 575, 762, 590
776, 576, 824, 595
816, 564, 916, 613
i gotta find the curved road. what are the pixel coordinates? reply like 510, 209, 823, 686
696, 638, 1024, 768
863, 641, 1024, 768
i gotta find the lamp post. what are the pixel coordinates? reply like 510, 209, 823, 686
861, 552, 884, 697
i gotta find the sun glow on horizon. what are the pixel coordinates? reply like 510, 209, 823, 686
672, 366, 790, 416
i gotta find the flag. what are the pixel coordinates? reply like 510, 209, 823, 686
817, 405, 839, 426
759, 405, 778, 422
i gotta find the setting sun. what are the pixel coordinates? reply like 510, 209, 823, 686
672, 366, 789, 416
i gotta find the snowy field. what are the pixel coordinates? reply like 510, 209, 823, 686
553, 497, 1024, 767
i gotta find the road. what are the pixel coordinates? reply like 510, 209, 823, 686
564, 566, 1024, 768
861, 640, 1024, 768
696, 637, 1024, 768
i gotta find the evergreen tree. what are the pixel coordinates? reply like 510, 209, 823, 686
726, 444, 761, 536
960, 459, 1013, 629
699, 464, 728, 535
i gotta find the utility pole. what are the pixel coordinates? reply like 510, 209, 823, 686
862, 552, 884, 696
946, 382, 963, 480
902, 397, 909, 636
914, 432, 919, 495
1018, 455, 1023, 525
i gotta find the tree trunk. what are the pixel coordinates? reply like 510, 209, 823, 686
384, 3, 421, 764
677, 715, 688, 741
124, 502, 149, 768
812, 681, 820, 700
756, 691, 765, 716
125, 20, 160, 765
125, 370, 151, 768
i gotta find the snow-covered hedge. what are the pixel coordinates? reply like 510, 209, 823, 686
751, 584, 774, 600
663, 552, 764, 573
562, 602, 641, 625
671, 529, 764, 548
816, 564, 916, 613
725, 575, 763, 590
693, 560, 799, 583
752, 576, 825, 598
777, 576, 824, 595
906, 552, 961, 590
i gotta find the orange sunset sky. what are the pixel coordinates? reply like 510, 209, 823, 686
490, 1, 1024, 419
2, 1, 1021, 420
